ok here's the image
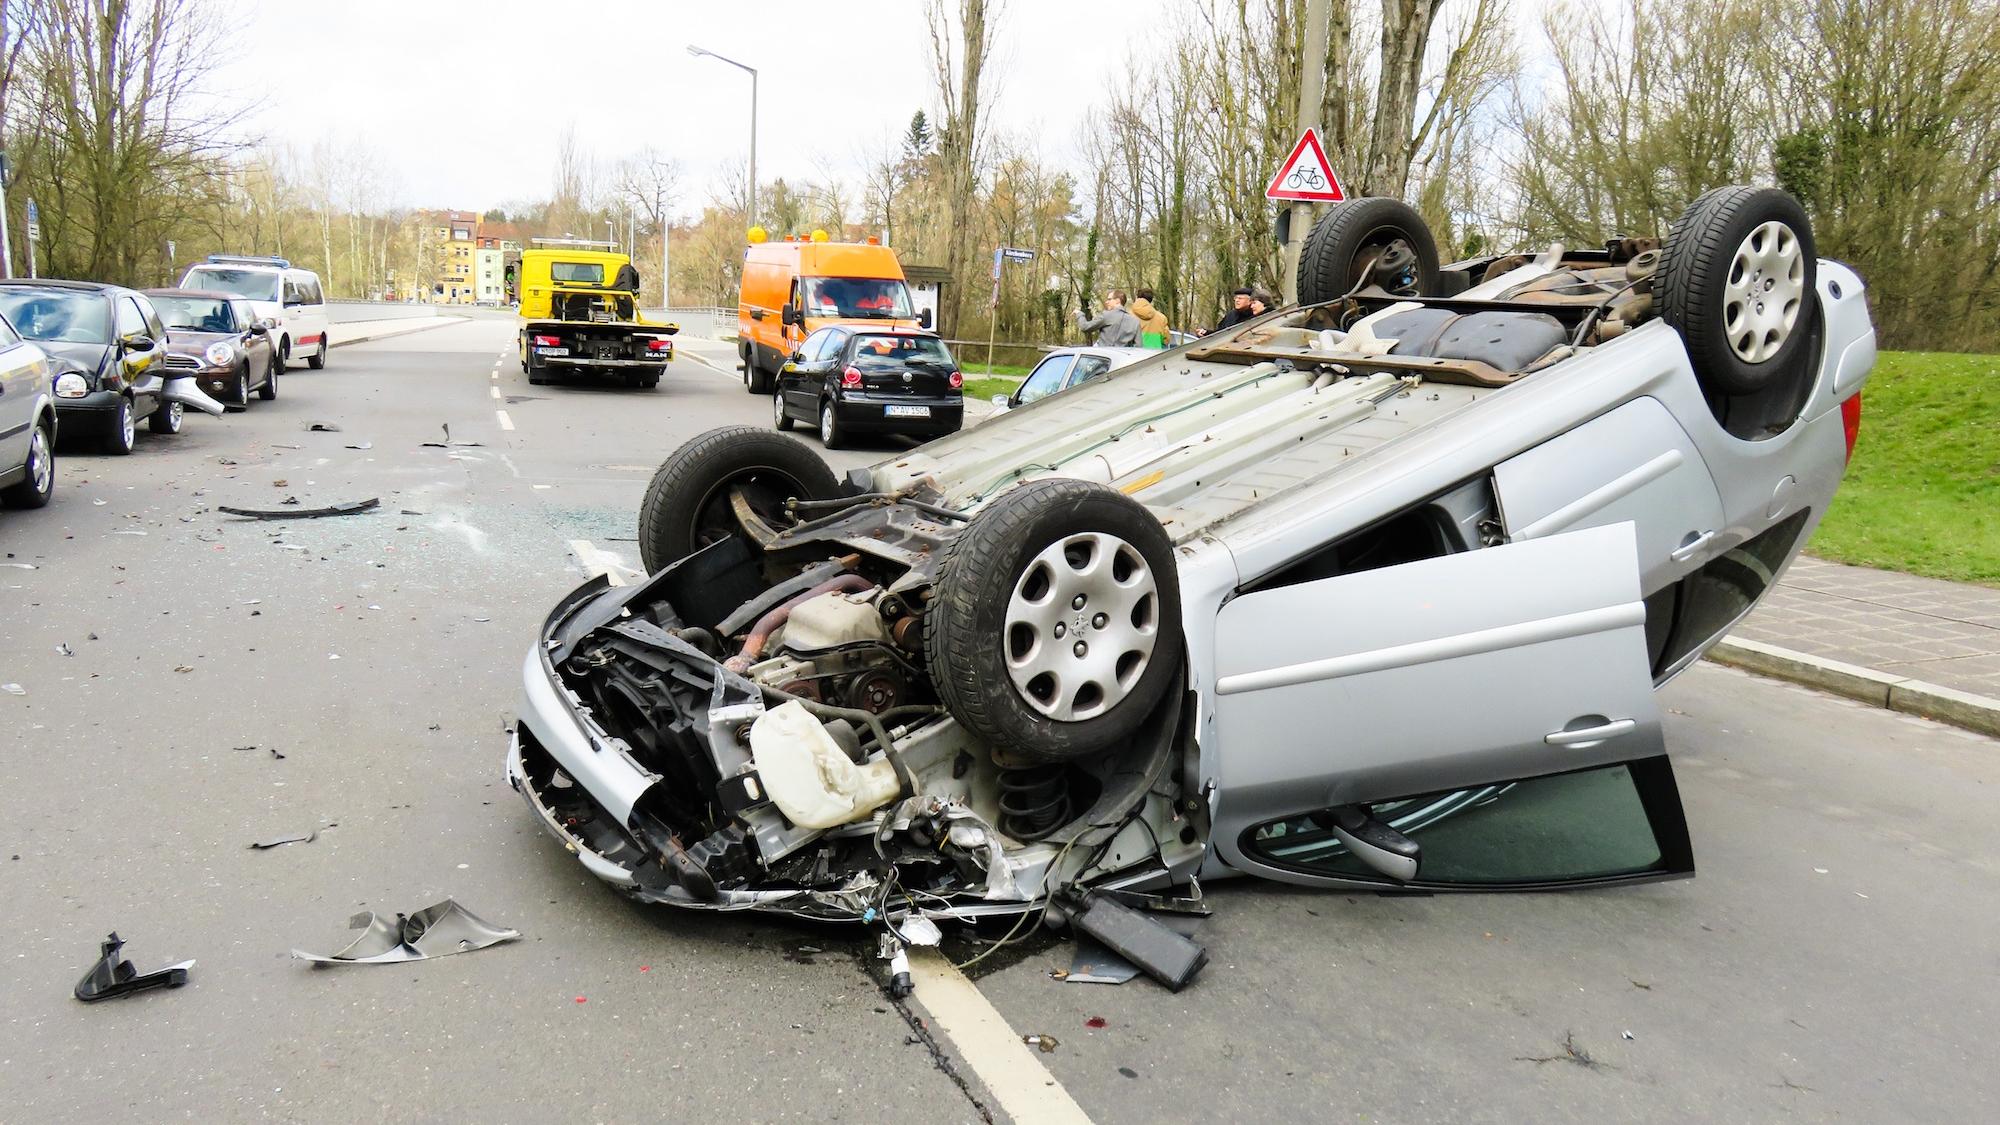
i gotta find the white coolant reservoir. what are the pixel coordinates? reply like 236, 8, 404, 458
749, 701, 901, 829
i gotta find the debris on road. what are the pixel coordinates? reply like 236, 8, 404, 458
420, 423, 482, 448
1, 562, 36, 569
307, 421, 342, 432
1085, 1016, 1108, 1029
291, 898, 520, 965
3, 683, 26, 695
219, 498, 380, 521
1023, 1034, 1060, 1053
345, 442, 373, 450
55, 643, 72, 657
249, 831, 316, 849
74, 932, 193, 1003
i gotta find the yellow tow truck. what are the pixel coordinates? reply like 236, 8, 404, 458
515, 242, 678, 390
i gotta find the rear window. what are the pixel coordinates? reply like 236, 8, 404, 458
182, 267, 279, 302
550, 262, 604, 285
849, 334, 952, 370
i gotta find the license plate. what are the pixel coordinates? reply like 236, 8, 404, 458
534, 346, 568, 356
885, 405, 932, 418
596, 345, 619, 360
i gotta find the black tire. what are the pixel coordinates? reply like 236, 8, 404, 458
103, 398, 135, 455
148, 400, 183, 435
746, 359, 775, 395
772, 390, 794, 431
277, 337, 291, 372
1659, 186, 1818, 398
1299, 197, 1441, 305
636, 373, 660, 390
229, 366, 251, 409
925, 478, 1184, 764
307, 337, 327, 369
258, 356, 278, 400
817, 399, 845, 449
637, 426, 842, 574
1, 420, 53, 509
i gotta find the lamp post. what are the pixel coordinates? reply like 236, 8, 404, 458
686, 45, 758, 226
605, 219, 616, 252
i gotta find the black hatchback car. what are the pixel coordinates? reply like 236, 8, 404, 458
773, 326, 963, 448
0, 279, 177, 453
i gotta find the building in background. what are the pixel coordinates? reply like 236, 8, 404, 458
476, 220, 529, 306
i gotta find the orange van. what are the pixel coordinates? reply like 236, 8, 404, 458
738, 239, 930, 393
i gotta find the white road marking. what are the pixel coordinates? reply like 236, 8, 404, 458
567, 539, 637, 586
682, 352, 737, 378
490, 385, 501, 399
906, 950, 1093, 1124
496, 410, 515, 431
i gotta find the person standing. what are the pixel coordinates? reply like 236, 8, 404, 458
1210, 287, 1257, 333
1077, 289, 1141, 347
1130, 288, 1171, 347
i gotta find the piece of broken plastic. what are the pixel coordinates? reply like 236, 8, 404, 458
74, 932, 193, 1002
292, 898, 520, 965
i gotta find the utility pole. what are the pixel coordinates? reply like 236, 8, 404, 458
1280, 0, 1332, 306
0, 152, 13, 280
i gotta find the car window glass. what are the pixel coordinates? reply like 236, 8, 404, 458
182, 268, 279, 301
1070, 355, 1114, 387
115, 297, 147, 340
850, 334, 950, 371
303, 277, 323, 304
0, 315, 19, 347
0, 290, 112, 344
153, 296, 235, 332
799, 328, 835, 362
137, 295, 167, 340
232, 301, 255, 330
1244, 761, 1676, 886
1017, 355, 1073, 403
548, 261, 604, 286
803, 278, 914, 319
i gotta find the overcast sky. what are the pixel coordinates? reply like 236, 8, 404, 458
208, 0, 1143, 216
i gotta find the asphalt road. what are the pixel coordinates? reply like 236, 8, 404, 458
2, 319, 1995, 1123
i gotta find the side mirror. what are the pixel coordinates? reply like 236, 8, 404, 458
247, 323, 269, 336
917, 308, 933, 329
122, 335, 156, 354
789, 351, 805, 364
991, 393, 1011, 408
780, 303, 801, 326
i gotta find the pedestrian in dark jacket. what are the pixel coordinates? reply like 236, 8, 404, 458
1209, 287, 1257, 333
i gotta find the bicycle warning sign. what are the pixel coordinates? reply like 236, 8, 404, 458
1266, 128, 1346, 203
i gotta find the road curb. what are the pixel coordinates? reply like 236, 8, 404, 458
1707, 636, 2000, 738
328, 317, 466, 349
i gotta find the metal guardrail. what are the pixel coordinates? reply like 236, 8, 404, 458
644, 306, 735, 339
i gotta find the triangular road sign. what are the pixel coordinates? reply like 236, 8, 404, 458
1266, 128, 1346, 203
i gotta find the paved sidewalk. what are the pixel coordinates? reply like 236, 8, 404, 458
1730, 555, 2000, 700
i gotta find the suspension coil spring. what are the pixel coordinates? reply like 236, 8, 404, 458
998, 765, 1072, 842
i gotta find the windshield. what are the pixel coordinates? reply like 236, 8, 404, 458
804, 277, 914, 320
182, 267, 279, 301
849, 334, 952, 371
550, 261, 604, 285
0, 290, 111, 344
151, 296, 235, 333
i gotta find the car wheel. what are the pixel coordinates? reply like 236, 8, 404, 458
818, 400, 845, 449
746, 361, 775, 395
259, 356, 279, 400
148, 399, 183, 435
307, 337, 327, 369
1298, 197, 1441, 305
104, 398, 136, 455
1659, 186, 1818, 398
637, 426, 842, 574
0, 420, 54, 509
230, 366, 251, 409
926, 477, 1184, 764
277, 336, 291, 372
772, 391, 794, 431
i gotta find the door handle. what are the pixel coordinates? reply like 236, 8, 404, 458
1545, 718, 1636, 746
1670, 530, 1716, 563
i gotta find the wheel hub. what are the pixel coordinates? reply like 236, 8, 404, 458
1723, 220, 1804, 363
1003, 532, 1159, 721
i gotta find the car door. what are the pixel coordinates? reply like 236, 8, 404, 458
1013, 354, 1074, 407
295, 275, 328, 353
113, 296, 159, 390
784, 328, 836, 417
0, 315, 34, 470
233, 300, 270, 376
1063, 353, 1114, 392
1493, 396, 1728, 593
1208, 521, 1693, 891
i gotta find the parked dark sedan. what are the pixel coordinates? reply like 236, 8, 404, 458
0, 279, 177, 453
143, 289, 278, 409
773, 326, 963, 448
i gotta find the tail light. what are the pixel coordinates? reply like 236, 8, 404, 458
841, 366, 863, 388
646, 338, 673, 353
1841, 393, 1862, 463
947, 370, 963, 389
531, 334, 560, 347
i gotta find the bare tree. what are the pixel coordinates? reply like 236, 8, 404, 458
926, 0, 999, 334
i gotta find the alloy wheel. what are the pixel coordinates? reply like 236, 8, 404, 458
1724, 220, 1805, 363
1001, 531, 1161, 721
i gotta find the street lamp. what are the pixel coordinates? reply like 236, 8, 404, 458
686, 44, 757, 226
605, 220, 616, 251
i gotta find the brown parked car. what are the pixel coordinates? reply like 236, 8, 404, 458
142, 289, 279, 409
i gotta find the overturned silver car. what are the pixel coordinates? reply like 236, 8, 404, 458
508, 187, 1874, 929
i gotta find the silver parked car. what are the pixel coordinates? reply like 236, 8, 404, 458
0, 309, 58, 510
508, 186, 1872, 929
989, 345, 1151, 414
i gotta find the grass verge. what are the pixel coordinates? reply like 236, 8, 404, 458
1810, 350, 2000, 586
